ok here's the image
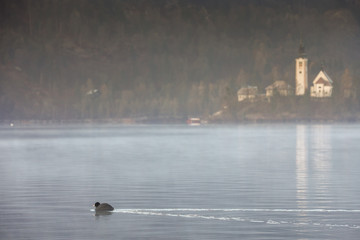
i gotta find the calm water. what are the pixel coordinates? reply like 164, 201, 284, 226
0, 124, 359, 239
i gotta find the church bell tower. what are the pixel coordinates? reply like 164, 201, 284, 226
295, 41, 308, 95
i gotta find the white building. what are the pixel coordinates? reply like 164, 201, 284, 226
266, 80, 293, 97
237, 86, 258, 102
310, 70, 333, 97
295, 42, 308, 96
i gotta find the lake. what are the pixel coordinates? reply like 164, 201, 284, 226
0, 124, 359, 239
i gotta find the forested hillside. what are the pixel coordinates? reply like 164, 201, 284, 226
1, 0, 360, 122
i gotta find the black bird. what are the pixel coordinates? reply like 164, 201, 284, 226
93, 202, 114, 211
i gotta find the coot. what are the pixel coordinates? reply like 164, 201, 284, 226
93, 202, 114, 211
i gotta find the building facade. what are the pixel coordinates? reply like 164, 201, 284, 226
237, 86, 258, 102
266, 80, 293, 97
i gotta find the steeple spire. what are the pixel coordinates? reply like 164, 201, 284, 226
320, 61, 324, 71
298, 40, 306, 57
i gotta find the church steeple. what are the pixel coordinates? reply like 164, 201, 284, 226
295, 41, 308, 96
298, 40, 306, 57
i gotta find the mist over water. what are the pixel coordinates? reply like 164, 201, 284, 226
0, 124, 359, 239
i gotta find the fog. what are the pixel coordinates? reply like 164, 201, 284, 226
1, 0, 360, 122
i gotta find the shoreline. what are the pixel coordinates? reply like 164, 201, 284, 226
1, 117, 360, 127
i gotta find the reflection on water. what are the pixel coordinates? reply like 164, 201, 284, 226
296, 125, 308, 210
311, 125, 332, 176
296, 125, 333, 210
94, 211, 113, 217
311, 125, 332, 209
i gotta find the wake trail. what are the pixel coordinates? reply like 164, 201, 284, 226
106, 208, 360, 230
113, 208, 360, 213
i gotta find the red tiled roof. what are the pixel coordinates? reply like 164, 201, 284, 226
315, 77, 331, 86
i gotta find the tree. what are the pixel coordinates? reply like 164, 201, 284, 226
341, 68, 355, 99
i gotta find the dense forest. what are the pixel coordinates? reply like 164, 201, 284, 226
1, 0, 360, 123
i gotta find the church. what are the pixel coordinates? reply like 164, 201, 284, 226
310, 70, 333, 97
295, 42, 333, 98
238, 42, 334, 102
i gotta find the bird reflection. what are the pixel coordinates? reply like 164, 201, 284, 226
94, 211, 113, 217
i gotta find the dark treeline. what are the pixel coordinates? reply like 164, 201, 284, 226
1, 0, 360, 122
